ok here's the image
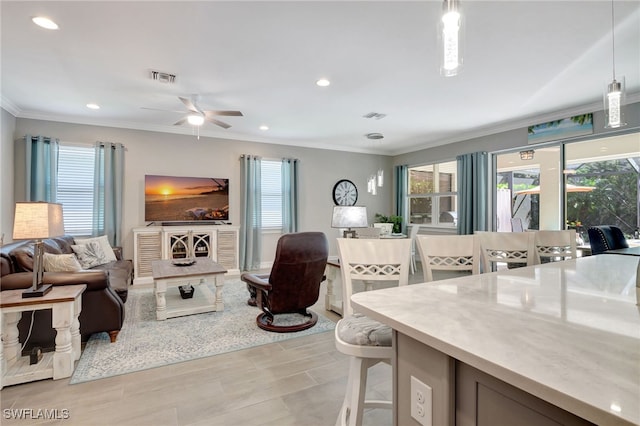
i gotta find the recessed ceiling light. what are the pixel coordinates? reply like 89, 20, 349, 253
86, 103, 100, 110
259, 125, 269, 131
316, 78, 330, 87
32, 17, 59, 30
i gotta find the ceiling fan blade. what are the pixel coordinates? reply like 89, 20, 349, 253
179, 96, 200, 113
141, 106, 185, 114
173, 118, 187, 126
204, 110, 244, 117
206, 117, 231, 129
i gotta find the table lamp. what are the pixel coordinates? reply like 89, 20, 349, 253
331, 206, 368, 238
13, 202, 65, 298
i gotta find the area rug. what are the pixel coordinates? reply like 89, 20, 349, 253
70, 279, 335, 384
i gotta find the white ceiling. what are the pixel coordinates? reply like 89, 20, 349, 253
2, 1, 639, 155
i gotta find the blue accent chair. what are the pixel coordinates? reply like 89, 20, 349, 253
587, 225, 628, 255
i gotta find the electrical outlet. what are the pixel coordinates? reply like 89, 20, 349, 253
410, 376, 432, 426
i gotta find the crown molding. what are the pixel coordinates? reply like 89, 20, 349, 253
13, 111, 384, 155
8, 92, 639, 158
0, 96, 21, 116
391, 92, 640, 156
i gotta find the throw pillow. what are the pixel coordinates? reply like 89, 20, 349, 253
72, 241, 109, 269
43, 253, 83, 272
74, 235, 117, 262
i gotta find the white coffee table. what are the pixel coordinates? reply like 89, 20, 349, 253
151, 258, 226, 320
1, 284, 86, 389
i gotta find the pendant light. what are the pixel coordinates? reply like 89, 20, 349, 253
365, 132, 384, 195
604, 0, 626, 128
439, 0, 463, 77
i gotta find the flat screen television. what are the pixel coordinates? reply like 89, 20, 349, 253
144, 175, 229, 222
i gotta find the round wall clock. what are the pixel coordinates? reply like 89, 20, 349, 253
332, 179, 358, 206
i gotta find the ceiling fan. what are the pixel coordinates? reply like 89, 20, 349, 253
142, 96, 243, 130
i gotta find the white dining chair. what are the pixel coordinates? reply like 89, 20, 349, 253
408, 225, 420, 274
476, 231, 537, 272
534, 229, 577, 263
355, 227, 381, 239
335, 238, 412, 426
416, 234, 481, 282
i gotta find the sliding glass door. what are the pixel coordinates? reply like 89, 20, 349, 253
494, 132, 639, 240
565, 133, 639, 240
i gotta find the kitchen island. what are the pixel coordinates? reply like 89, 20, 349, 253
351, 254, 640, 426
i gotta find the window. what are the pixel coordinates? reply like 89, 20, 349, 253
408, 160, 457, 227
56, 144, 95, 236
261, 159, 282, 229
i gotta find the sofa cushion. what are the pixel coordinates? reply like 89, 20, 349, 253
74, 235, 117, 262
92, 259, 132, 303
43, 253, 83, 272
10, 239, 65, 272
72, 242, 109, 269
52, 236, 75, 255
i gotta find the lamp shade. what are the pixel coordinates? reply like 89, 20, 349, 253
13, 202, 64, 240
331, 206, 368, 229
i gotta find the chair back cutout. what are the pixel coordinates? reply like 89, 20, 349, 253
477, 231, 537, 272
535, 230, 577, 263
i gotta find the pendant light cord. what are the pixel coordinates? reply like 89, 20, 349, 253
611, 0, 616, 80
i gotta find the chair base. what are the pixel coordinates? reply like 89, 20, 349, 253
256, 310, 318, 333
336, 355, 392, 426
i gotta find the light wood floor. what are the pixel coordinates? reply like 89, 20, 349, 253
0, 269, 428, 426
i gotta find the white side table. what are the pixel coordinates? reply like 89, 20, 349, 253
0, 284, 86, 389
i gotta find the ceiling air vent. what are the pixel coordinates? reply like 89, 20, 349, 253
363, 112, 386, 120
365, 133, 384, 140
150, 70, 176, 84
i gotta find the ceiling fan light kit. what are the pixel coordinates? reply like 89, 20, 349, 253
187, 114, 205, 126
143, 95, 243, 137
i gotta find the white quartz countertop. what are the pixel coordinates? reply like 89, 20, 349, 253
351, 254, 640, 426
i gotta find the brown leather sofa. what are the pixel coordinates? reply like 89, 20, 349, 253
1, 236, 131, 349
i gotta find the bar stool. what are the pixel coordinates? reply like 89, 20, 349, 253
415, 234, 480, 282
334, 238, 411, 426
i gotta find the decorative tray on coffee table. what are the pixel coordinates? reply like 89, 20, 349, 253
171, 259, 196, 267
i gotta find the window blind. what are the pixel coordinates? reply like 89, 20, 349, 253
261, 159, 282, 229
56, 144, 95, 236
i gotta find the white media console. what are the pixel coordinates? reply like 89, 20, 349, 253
132, 224, 240, 285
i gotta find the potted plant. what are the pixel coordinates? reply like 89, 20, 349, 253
374, 214, 403, 234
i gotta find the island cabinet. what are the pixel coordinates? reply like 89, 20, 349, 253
133, 225, 239, 285
395, 333, 593, 426
352, 254, 640, 426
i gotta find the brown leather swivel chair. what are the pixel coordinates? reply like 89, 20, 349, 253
241, 232, 328, 333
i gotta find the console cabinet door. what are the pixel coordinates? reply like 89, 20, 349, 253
133, 230, 162, 283
217, 229, 238, 271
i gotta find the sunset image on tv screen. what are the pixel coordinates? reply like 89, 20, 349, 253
144, 175, 229, 222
